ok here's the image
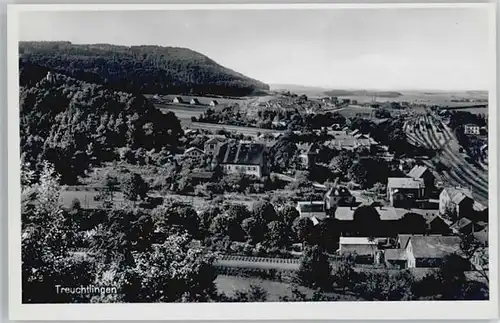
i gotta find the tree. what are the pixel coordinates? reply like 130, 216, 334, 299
252, 200, 278, 224
229, 285, 268, 302
22, 161, 95, 303
121, 172, 148, 202
352, 205, 381, 236
296, 245, 333, 291
329, 151, 352, 174
100, 234, 218, 302
332, 255, 356, 290
268, 134, 298, 172
437, 254, 470, 300
292, 217, 315, 244
241, 217, 265, 244
399, 212, 428, 234
263, 221, 289, 251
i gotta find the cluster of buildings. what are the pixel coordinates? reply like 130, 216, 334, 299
294, 164, 488, 270
183, 136, 268, 179
172, 96, 219, 107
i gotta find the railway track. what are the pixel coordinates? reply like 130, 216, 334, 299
404, 113, 488, 204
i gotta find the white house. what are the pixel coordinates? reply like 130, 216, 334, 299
387, 177, 425, 207
464, 124, 480, 135
183, 147, 205, 158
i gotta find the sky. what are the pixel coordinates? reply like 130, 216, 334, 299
19, 7, 492, 91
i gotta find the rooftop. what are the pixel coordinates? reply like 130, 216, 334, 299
407, 165, 429, 179
297, 201, 324, 213
387, 177, 425, 189
409, 235, 461, 259
442, 187, 473, 204
215, 142, 266, 166
339, 237, 377, 245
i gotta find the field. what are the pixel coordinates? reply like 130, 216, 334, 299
215, 275, 315, 301
326, 105, 405, 119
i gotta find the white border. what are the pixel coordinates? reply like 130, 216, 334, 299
7, 3, 499, 321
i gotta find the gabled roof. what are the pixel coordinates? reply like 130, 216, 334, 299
398, 234, 412, 249
184, 147, 204, 155
326, 185, 352, 197
407, 165, 429, 179
205, 137, 226, 145
387, 177, 425, 189
450, 217, 472, 231
215, 142, 266, 165
473, 229, 488, 246
409, 235, 461, 259
442, 187, 473, 204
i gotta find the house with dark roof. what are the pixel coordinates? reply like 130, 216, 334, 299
296, 201, 327, 222
190, 98, 200, 105
212, 142, 267, 178
188, 171, 215, 185
324, 183, 355, 211
387, 177, 425, 207
439, 187, 474, 219
407, 165, 435, 196
404, 235, 463, 268
425, 214, 452, 235
209, 100, 219, 107
204, 137, 226, 155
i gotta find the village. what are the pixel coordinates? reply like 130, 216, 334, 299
116, 92, 489, 280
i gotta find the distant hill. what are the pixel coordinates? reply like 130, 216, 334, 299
324, 89, 402, 98
19, 41, 270, 97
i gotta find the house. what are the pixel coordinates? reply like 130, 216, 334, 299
204, 137, 226, 155
183, 147, 205, 158
338, 237, 378, 264
324, 182, 356, 212
384, 249, 407, 269
472, 228, 488, 270
187, 171, 215, 185
209, 100, 219, 107
450, 217, 486, 235
298, 143, 320, 170
190, 98, 200, 105
425, 214, 452, 235
46, 71, 56, 83
439, 187, 474, 219
212, 142, 267, 178
173, 96, 184, 104
404, 235, 463, 268
407, 165, 435, 196
464, 124, 480, 135
296, 201, 327, 221
387, 177, 425, 207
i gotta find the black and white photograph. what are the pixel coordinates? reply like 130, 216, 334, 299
7, 3, 498, 321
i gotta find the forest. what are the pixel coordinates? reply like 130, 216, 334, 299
19, 41, 270, 97
20, 62, 184, 184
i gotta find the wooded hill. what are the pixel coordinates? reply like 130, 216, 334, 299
19, 41, 270, 97
20, 61, 183, 184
